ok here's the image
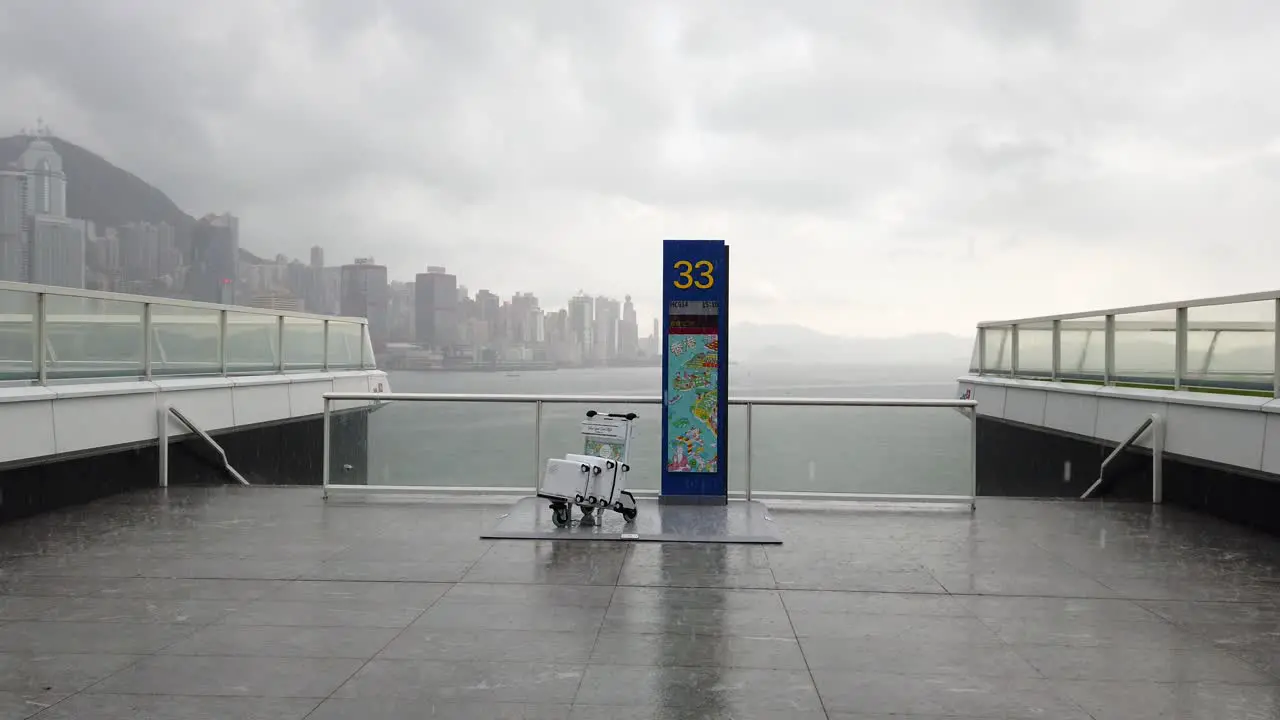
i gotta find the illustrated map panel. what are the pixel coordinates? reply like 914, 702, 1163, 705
666, 331, 720, 473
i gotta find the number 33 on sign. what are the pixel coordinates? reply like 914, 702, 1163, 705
672, 260, 714, 289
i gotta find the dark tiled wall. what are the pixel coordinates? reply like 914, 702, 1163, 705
978, 416, 1280, 534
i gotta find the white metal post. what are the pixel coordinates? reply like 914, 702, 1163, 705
277, 316, 286, 372
1174, 307, 1188, 391
34, 292, 47, 385
1151, 413, 1164, 504
533, 400, 543, 491
322, 398, 331, 499
157, 405, 169, 488
218, 309, 228, 376
969, 407, 978, 511
1051, 319, 1061, 381
322, 320, 330, 371
1104, 315, 1116, 385
361, 324, 370, 368
1274, 299, 1280, 399
745, 402, 753, 502
1010, 324, 1020, 378
977, 327, 987, 376
143, 303, 153, 379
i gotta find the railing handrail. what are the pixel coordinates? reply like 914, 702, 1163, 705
0, 280, 368, 325
323, 391, 977, 408
977, 288, 1280, 327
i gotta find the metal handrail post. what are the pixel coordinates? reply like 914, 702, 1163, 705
533, 400, 543, 492
35, 292, 47, 385
218, 309, 228, 376
322, 320, 330, 372
1175, 307, 1188, 390
143, 303, 153, 380
969, 406, 978, 511
1104, 315, 1116, 385
1051, 319, 1061, 380
322, 397, 331, 499
1274, 299, 1280, 399
744, 402, 753, 502
977, 327, 986, 376
276, 316, 285, 372
1151, 413, 1164, 504
1010, 324, 1019, 378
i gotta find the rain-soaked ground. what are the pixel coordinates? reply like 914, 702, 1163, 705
2, 487, 1280, 718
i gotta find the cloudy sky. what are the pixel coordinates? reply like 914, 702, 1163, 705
3, 0, 1279, 336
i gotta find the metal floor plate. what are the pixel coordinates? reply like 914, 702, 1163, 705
481, 497, 782, 544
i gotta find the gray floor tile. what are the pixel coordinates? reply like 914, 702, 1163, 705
413, 602, 606, 633
569, 706, 827, 719
161, 625, 402, 659
219, 600, 425, 628
590, 632, 807, 669
35, 597, 237, 624
602, 603, 794, 637
30, 693, 319, 719
0, 653, 141, 694
1013, 643, 1274, 683
441, 582, 615, 607
811, 671, 1092, 717
981, 615, 1209, 649
299, 560, 472, 583
1059, 679, 1280, 720
799, 636, 1041, 676
781, 589, 972, 616
0, 621, 197, 654
789, 612, 1003, 645
265, 580, 451, 605
306, 698, 572, 719
774, 569, 946, 593
332, 659, 585, 702
0, 691, 67, 720
463, 560, 624, 586
88, 655, 365, 698
89, 578, 288, 601
378, 628, 599, 663
573, 665, 823, 712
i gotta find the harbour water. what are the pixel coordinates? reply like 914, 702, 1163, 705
344, 363, 972, 496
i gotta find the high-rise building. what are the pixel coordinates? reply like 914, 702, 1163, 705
190, 213, 240, 304
120, 221, 159, 282
310, 246, 324, 269
27, 216, 84, 288
593, 296, 620, 362
19, 139, 68, 218
0, 169, 25, 282
340, 258, 389, 352
567, 293, 594, 358
414, 266, 458, 349
618, 295, 639, 359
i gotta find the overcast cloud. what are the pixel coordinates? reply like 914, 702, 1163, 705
3, 0, 1279, 335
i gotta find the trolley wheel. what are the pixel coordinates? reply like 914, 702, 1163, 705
551, 505, 570, 528
622, 507, 638, 523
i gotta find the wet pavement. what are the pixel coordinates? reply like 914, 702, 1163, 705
1, 487, 1279, 718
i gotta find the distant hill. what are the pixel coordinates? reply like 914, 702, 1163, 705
0, 134, 260, 263
729, 322, 975, 366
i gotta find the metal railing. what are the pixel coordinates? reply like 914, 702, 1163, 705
1080, 413, 1164, 502
0, 280, 374, 384
973, 289, 1280, 396
321, 392, 979, 508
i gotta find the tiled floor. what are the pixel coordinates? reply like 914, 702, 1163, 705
1, 488, 1280, 718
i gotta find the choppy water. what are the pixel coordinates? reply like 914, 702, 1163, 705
343, 363, 971, 496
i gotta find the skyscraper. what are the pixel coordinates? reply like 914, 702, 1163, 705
3, 139, 85, 289
618, 295, 639, 359
190, 213, 240, 304
593, 296, 620, 362
414, 266, 458, 349
567, 293, 594, 359
340, 258, 389, 351
0, 169, 25, 283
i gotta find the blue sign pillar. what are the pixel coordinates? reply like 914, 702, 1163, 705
661, 239, 729, 504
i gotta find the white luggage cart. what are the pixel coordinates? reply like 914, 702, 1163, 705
538, 410, 639, 527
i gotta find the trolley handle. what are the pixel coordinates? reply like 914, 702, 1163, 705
585, 410, 639, 420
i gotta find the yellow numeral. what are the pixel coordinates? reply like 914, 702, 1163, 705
673, 260, 714, 290
673, 260, 693, 289
693, 260, 714, 289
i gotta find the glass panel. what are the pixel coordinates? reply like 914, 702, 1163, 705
1186, 300, 1274, 392
1113, 309, 1176, 385
283, 316, 325, 370
326, 321, 362, 369
361, 325, 376, 368
0, 289, 36, 380
45, 295, 144, 379
1015, 322, 1054, 378
328, 369, 972, 498
225, 311, 279, 372
1059, 315, 1105, 382
150, 305, 221, 376
981, 326, 1012, 373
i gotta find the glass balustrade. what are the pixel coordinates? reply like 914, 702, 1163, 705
0, 282, 374, 384
973, 293, 1280, 396
325, 398, 974, 499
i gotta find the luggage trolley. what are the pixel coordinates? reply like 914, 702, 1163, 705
538, 410, 639, 527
